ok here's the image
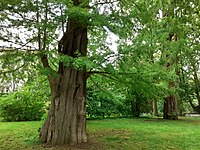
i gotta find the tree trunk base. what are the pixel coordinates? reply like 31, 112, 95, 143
39, 69, 87, 145
163, 95, 178, 120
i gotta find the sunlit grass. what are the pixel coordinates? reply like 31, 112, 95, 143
0, 117, 200, 150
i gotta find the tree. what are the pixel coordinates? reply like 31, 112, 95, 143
0, 0, 125, 145
38, 0, 90, 145
113, 0, 178, 119
161, 0, 200, 116
0, 0, 88, 144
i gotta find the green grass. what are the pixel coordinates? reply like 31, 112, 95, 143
0, 117, 200, 150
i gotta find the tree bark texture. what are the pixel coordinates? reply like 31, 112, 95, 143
39, 69, 87, 144
39, 4, 88, 144
163, 95, 178, 120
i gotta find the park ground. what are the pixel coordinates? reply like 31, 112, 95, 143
0, 117, 200, 150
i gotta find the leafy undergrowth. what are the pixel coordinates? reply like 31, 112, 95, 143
0, 117, 200, 150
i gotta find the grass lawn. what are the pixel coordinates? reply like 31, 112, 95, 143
0, 117, 200, 150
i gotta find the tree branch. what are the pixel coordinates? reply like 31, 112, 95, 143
0, 36, 36, 52
0, 47, 37, 52
36, 0, 51, 70
1, 63, 27, 74
88, 70, 110, 75
96, 0, 119, 5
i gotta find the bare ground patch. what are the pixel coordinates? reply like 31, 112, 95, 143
29, 129, 131, 150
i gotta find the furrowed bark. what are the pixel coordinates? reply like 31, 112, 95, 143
39, 0, 88, 144
39, 69, 87, 144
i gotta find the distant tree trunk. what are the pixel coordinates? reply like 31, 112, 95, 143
100, 100, 105, 118
130, 100, 135, 117
39, 0, 88, 144
129, 91, 140, 117
163, 73, 178, 120
152, 100, 159, 116
193, 64, 200, 105
131, 95, 140, 117
163, 95, 178, 119
163, 33, 178, 120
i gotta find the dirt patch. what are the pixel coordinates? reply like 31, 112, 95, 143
87, 129, 131, 149
142, 118, 166, 122
30, 129, 131, 150
88, 129, 131, 138
179, 118, 200, 125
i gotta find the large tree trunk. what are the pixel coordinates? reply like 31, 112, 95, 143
39, 0, 88, 144
39, 69, 87, 144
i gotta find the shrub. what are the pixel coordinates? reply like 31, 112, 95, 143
0, 91, 46, 121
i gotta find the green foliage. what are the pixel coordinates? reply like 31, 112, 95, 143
0, 51, 39, 92
68, 6, 90, 25
86, 87, 125, 118
0, 77, 50, 121
0, 92, 45, 121
124, 92, 153, 117
59, 55, 95, 70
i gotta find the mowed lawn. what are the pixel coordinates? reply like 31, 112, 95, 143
0, 117, 200, 150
